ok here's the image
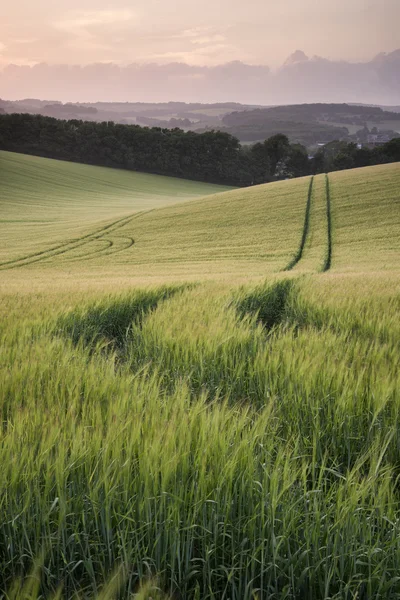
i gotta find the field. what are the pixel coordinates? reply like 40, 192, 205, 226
0, 152, 232, 264
1, 151, 400, 599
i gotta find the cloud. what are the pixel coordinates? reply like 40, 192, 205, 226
54, 9, 136, 38
139, 26, 237, 65
52, 9, 137, 53
148, 43, 238, 67
191, 35, 226, 46
12, 38, 39, 45
172, 27, 227, 46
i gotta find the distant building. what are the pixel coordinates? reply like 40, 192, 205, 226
365, 133, 391, 148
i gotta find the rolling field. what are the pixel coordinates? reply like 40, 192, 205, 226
1, 150, 311, 284
0, 151, 232, 264
1, 152, 400, 599
330, 164, 400, 271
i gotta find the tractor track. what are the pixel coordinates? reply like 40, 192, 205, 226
64, 236, 135, 262
322, 174, 333, 272
0, 211, 150, 270
282, 173, 333, 273
283, 176, 314, 271
63, 239, 114, 262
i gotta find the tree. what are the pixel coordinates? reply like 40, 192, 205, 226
355, 125, 369, 143
263, 134, 291, 177
312, 140, 351, 173
382, 138, 400, 162
249, 143, 271, 184
332, 143, 358, 171
286, 144, 309, 177
0, 113, 398, 188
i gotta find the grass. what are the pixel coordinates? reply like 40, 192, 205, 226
329, 163, 400, 272
0, 168, 312, 287
0, 150, 232, 264
0, 153, 399, 598
293, 173, 329, 273
284, 176, 314, 271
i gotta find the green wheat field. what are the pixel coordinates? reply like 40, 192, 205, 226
1, 149, 400, 599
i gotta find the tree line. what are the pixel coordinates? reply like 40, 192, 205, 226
313, 139, 400, 173
0, 113, 399, 186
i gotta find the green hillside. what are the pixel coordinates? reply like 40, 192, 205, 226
330, 164, 400, 271
1, 153, 400, 599
1, 153, 399, 287
0, 150, 232, 264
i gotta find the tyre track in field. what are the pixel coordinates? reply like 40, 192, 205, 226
64, 236, 135, 262
0, 211, 150, 270
283, 176, 314, 271
87, 236, 135, 260
63, 239, 114, 262
0, 213, 134, 269
322, 174, 333, 272
282, 173, 332, 273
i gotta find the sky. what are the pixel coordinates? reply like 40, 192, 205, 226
0, 0, 399, 68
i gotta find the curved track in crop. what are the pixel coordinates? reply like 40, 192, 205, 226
0, 212, 148, 270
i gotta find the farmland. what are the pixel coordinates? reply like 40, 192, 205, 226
0, 151, 232, 264
0, 151, 400, 599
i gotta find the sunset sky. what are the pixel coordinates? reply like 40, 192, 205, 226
1, 0, 399, 68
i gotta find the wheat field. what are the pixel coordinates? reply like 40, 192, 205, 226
1, 152, 400, 599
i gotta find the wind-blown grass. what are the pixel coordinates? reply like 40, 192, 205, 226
1, 276, 400, 599
329, 163, 400, 272
0, 156, 399, 598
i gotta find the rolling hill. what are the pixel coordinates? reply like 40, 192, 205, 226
1, 151, 399, 287
0, 150, 232, 265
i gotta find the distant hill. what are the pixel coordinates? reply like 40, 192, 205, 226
3, 98, 400, 147
0, 98, 262, 132
220, 103, 400, 145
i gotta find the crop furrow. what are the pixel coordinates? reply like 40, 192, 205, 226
0, 212, 145, 270
322, 173, 333, 272
283, 176, 314, 271
0, 214, 134, 268
77, 236, 136, 261
63, 239, 114, 262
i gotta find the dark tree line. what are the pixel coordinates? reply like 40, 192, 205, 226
312, 139, 400, 173
0, 114, 399, 187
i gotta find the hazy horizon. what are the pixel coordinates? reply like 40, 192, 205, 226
1, 49, 400, 105
1, 0, 399, 104
1, 47, 399, 72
